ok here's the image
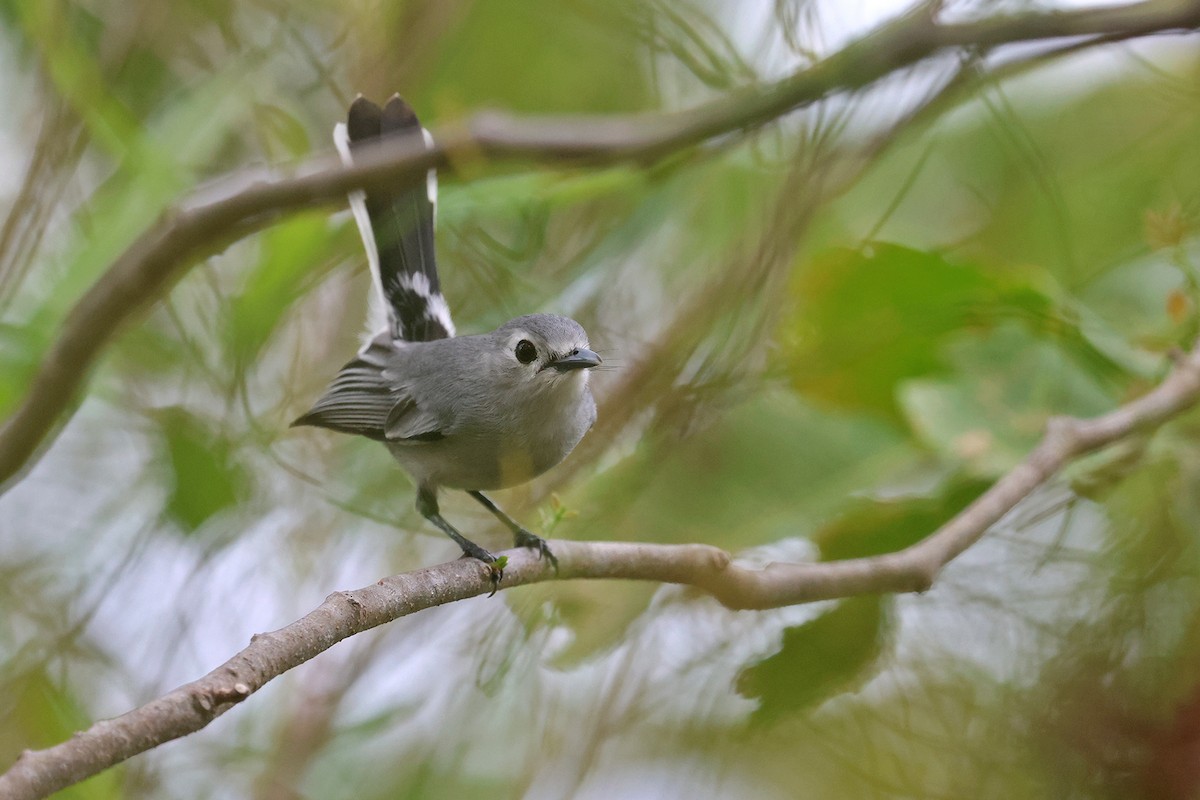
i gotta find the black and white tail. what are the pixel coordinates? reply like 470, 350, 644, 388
292, 96, 453, 439
335, 94, 455, 343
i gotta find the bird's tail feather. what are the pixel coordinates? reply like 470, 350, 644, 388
336, 95, 455, 345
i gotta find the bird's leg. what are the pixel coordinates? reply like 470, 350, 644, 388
417, 487, 503, 592
468, 491, 558, 572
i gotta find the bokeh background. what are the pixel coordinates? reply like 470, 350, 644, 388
2, 0, 1200, 797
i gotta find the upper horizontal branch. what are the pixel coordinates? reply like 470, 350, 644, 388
2, 0, 1198, 492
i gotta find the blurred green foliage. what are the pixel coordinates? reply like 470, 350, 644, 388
0, 667, 122, 799
158, 407, 247, 532
787, 244, 1013, 422
738, 595, 889, 726
1, 0, 1200, 798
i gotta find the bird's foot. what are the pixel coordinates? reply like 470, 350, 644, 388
459, 542, 504, 595
513, 529, 559, 573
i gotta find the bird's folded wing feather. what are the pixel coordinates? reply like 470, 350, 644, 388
291, 337, 446, 443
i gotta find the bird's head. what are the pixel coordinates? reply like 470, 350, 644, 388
492, 314, 601, 391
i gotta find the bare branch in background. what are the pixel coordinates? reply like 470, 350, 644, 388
1, 0, 1198, 492
4, 337, 1200, 799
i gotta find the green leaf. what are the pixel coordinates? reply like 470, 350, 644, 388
814, 473, 991, 562
737, 596, 890, 725
901, 323, 1116, 475
782, 244, 1005, 422
783, 244, 1132, 446
159, 407, 246, 532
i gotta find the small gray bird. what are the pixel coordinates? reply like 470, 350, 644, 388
294, 95, 600, 583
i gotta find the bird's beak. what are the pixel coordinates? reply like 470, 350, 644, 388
550, 347, 602, 372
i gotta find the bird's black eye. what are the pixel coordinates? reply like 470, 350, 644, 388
515, 339, 537, 364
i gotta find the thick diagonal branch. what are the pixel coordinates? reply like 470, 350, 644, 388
2, 0, 1198, 491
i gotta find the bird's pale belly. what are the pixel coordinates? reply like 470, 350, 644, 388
386, 426, 584, 491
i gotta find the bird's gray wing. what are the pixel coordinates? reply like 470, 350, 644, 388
291, 336, 445, 443
383, 396, 446, 443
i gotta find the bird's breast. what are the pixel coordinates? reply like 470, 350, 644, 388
388, 384, 595, 492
